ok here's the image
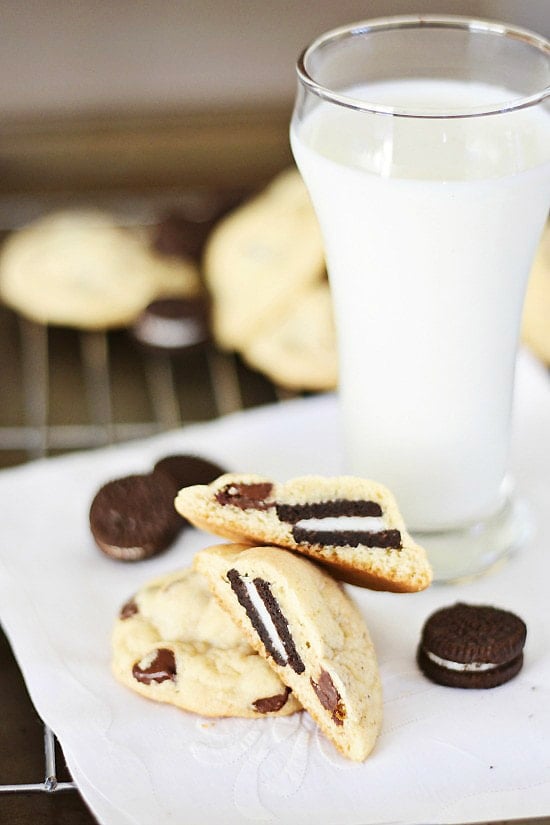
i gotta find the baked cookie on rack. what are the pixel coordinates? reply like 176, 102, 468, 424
203, 168, 325, 351
194, 543, 382, 761
522, 219, 550, 364
0, 209, 200, 329
112, 567, 301, 718
242, 281, 338, 391
176, 473, 432, 592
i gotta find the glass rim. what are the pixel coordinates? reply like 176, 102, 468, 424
296, 14, 550, 119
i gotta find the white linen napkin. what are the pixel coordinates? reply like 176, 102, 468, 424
0, 349, 549, 825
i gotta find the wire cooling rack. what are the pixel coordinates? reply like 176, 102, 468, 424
0, 190, 294, 814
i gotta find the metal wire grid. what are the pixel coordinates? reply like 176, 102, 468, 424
0, 316, 251, 460
0, 312, 291, 797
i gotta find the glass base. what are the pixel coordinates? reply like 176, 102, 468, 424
411, 492, 534, 584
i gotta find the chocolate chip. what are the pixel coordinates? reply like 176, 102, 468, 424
132, 648, 177, 685
120, 598, 138, 619
215, 482, 273, 510
252, 686, 292, 714
276, 499, 383, 523
310, 670, 346, 726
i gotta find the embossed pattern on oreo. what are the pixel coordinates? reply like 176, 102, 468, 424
89, 472, 181, 561
417, 602, 527, 689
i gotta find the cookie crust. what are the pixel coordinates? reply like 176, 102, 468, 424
176, 473, 432, 592
112, 567, 301, 718
194, 543, 383, 761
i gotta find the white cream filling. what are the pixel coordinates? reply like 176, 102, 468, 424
241, 577, 288, 663
134, 314, 202, 347
295, 515, 387, 532
425, 649, 499, 672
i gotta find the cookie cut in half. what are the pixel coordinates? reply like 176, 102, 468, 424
194, 543, 382, 761
417, 602, 527, 689
112, 567, 301, 718
176, 473, 432, 592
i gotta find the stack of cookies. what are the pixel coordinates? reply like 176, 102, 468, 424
203, 169, 338, 391
521, 218, 550, 365
111, 471, 433, 762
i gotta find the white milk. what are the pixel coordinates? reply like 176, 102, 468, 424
291, 79, 550, 530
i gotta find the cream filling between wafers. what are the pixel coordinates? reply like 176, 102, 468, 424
425, 649, 500, 672
294, 516, 388, 531
135, 314, 202, 347
241, 577, 288, 664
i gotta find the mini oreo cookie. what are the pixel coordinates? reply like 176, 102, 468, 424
131, 296, 210, 352
153, 454, 226, 490
417, 602, 527, 689
89, 473, 182, 561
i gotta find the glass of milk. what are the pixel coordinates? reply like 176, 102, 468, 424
290, 16, 550, 582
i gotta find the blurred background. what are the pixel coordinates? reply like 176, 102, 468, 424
1, 1, 549, 119
1, 0, 549, 194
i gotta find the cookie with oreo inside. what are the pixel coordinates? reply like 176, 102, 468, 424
112, 566, 301, 718
175, 473, 432, 592
0, 209, 200, 330
194, 543, 382, 761
417, 602, 527, 688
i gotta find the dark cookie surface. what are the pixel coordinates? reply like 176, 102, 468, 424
89, 473, 182, 561
153, 454, 226, 490
276, 498, 402, 549
417, 602, 527, 689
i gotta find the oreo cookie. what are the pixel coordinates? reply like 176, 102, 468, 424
89, 473, 182, 561
131, 296, 210, 353
417, 602, 527, 689
153, 454, 226, 490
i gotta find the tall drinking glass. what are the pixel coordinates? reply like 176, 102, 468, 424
290, 16, 550, 582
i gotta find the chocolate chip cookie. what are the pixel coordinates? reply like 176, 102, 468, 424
194, 543, 382, 761
176, 473, 432, 592
0, 209, 200, 329
112, 567, 301, 718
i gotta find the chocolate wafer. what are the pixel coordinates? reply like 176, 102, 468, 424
89, 473, 182, 561
417, 602, 527, 689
